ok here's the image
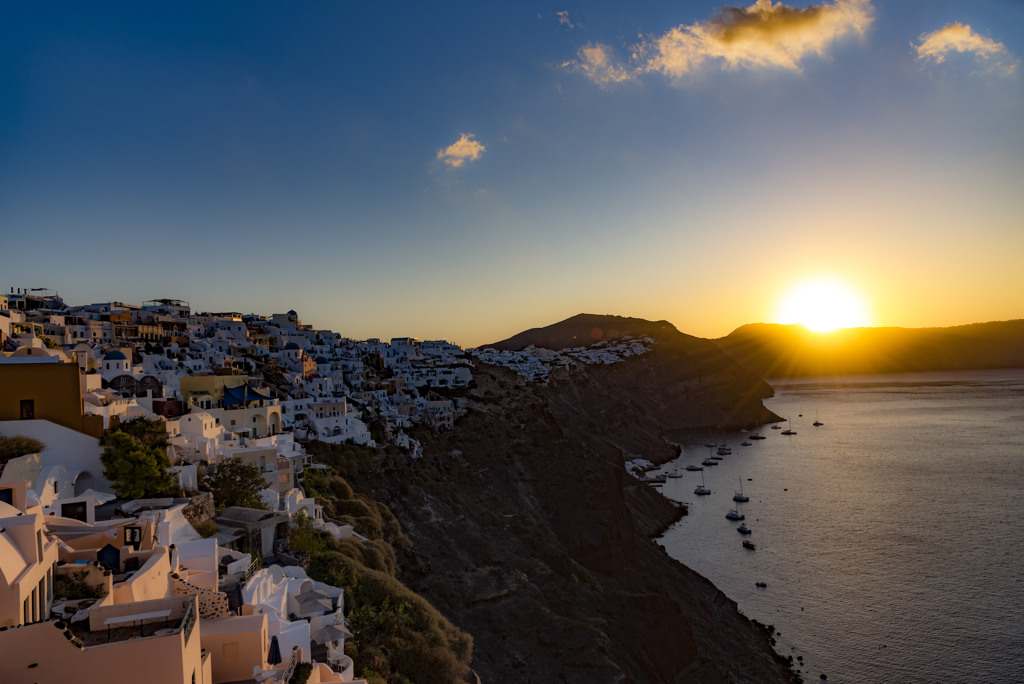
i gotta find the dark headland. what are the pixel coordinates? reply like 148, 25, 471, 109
359, 314, 796, 682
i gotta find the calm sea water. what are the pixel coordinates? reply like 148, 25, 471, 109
656, 369, 1024, 683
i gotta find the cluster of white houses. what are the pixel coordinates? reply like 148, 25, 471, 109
0, 289, 480, 683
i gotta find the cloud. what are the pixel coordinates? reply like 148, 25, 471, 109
567, 0, 874, 85
914, 23, 1016, 75
570, 43, 634, 86
437, 134, 486, 168
557, 10, 574, 29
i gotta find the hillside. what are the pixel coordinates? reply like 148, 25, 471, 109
715, 320, 1024, 378
349, 315, 795, 682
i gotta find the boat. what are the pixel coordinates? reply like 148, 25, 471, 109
685, 464, 703, 471
705, 441, 716, 448
755, 581, 767, 588
694, 471, 711, 496
813, 410, 823, 427
740, 441, 752, 446
667, 471, 683, 478
716, 447, 731, 455
743, 540, 756, 550
781, 417, 797, 435
737, 523, 751, 534
726, 508, 745, 520
733, 478, 749, 503
702, 458, 718, 466
771, 424, 782, 430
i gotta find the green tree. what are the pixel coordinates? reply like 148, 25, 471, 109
107, 417, 168, 449
100, 431, 177, 499
0, 435, 46, 467
204, 457, 268, 510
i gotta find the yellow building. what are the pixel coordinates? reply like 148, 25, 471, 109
0, 362, 103, 438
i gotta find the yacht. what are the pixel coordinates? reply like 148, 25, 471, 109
702, 458, 718, 466
685, 464, 703, 471
733, 479, 749, 503
726, 508, 745, 521
694, 472, 711, 496
743, 540, 756, 550
737, 523, 751, 534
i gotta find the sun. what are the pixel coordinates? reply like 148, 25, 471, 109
775, 278, 872, 333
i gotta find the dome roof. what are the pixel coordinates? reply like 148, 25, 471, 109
283, 342, 300, 350
103, 350, 128, 361
314, 356, 329, 364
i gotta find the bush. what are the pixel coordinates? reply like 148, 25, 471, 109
0, 435, 45, 466
192, 519, 219, 538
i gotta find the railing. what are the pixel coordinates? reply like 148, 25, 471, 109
242, 556, 263, 582
280, 645, 300, 683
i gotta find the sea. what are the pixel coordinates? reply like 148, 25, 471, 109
653, 369, 1024, 684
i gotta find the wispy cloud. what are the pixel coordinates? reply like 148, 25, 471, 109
557, 10, 574, 30
437, 134, 486, 168
570, 43, 633, 87
566, 0, 874, 85
914, 23, 1017, 76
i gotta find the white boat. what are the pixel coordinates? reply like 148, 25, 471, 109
694, 471, 711, 496
733, 478, 749, 503
737, 523, 751, 534
771, 424, 782, 430
702, 458, 718, 466
667, 471, 683, 478
685, 464, 703, 471
741, 441, 752, 446
726, 508, 745, 520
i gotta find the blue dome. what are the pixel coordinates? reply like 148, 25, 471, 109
103, 350, 128, 361
315, 356, 329, 364
283, 342, 300, 350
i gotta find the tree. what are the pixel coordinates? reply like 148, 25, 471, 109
204, 457, 268, 510
100, 431, 177, 499
106, 417, 168, 450
0, 435, 46, 467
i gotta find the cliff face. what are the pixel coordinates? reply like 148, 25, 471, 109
359, 323, 795, 682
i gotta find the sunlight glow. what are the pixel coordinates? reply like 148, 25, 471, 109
775, 278, 872, 333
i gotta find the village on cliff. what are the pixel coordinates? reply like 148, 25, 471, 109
0, 288, 654, 683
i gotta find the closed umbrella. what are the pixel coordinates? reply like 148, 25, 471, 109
267, 634, 282, 666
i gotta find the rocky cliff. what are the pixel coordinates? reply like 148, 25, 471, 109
356, 315, 795, 682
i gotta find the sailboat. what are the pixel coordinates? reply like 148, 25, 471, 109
694, 470, 711, 496
726, 508, 745, 520
781, 417, 797, 435
733, 478, 749, 503
813, 410, 823, 427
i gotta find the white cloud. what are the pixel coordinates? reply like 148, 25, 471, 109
557, 10, 574, 29
569, 43, 635, 86
914, 23, 1016, 75
567, 0, 874, 85
437, 134, 486, 168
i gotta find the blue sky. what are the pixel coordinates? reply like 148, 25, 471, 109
2, 1, 1022, 346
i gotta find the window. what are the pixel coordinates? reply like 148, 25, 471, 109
20, 399, 34, 420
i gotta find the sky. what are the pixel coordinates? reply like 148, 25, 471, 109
1, 1, 1022, 347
